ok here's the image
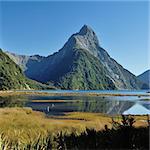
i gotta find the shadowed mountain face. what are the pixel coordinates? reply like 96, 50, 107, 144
6, 25, 142, 90
137, 70, 150, 89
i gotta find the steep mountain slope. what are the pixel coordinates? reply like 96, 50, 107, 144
57, 49, 116, 89
6, 25, 142, 90
0, 49, 53, 90
137, 70, 150, 89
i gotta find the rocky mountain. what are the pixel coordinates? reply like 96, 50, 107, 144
6, 25, 142, 90
5, 52, 45, 72
137, 70, 150, 89
0, 49, 53, 90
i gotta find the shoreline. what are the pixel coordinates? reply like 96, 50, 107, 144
0, 90, 150, 97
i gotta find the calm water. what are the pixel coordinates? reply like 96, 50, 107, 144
1, 90, 150, 115
18, 89, 149, 95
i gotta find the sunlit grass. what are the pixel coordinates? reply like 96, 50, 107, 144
0, 107, 148, 149
0, 108, 87, 149
0, 108, 148, 133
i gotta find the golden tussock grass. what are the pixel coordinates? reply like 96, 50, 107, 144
0, 108, 148, 135
0, 107, 149, 149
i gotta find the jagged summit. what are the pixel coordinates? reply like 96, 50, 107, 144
61, 25, 100, 57
77, 25, 99, 44
78, 24, 94, 35
72, 25, 100, 57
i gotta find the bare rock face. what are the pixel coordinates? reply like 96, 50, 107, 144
74, 25, 100, 57
5, 25, 142, 90
62, 25, 100, 57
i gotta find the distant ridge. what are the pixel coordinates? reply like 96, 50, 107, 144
137, 70, 150, 89
6, 25, 143, 90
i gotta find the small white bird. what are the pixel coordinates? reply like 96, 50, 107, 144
51, 104, 55, 108
47, 106, 50, 112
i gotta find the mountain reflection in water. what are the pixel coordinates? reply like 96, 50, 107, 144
0, 94, 149, 116
26, 96, 135, 115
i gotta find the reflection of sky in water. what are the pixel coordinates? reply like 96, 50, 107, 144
123, 103, 150, 115
0, 93, 149, 116
26, 95, 150, 115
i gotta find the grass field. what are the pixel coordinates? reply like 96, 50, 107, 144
0, 107, 149, 149
0, 108, 148, 137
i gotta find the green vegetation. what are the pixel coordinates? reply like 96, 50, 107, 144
57, 116, 149, 150
0, 95, 27, 107
58, 49, 116, 90
0, 49, 54, 90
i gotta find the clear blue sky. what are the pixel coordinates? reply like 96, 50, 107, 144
0, 1, 149, 75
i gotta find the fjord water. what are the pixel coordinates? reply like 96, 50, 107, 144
19, 90, 150, 115
22, 89, 149, 94
1, 90, 150, 115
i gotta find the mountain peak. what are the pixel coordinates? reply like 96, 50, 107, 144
62, 25, 100, 57
78, 24, 94, 35
71, 25, 100, 57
